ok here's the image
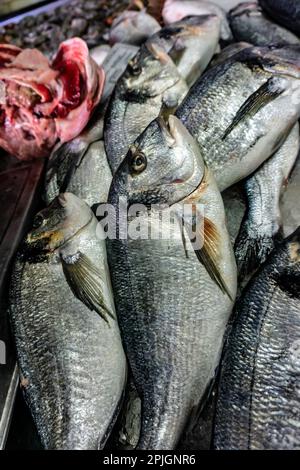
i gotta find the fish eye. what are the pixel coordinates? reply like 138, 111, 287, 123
130, 151, 147, 174
129, 60, 142, 76
32, 214, 44, 230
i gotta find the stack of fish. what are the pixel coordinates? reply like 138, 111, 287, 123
6, 0, 300, 450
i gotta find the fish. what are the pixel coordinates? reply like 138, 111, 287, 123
209, 41, 252, 67
214, 227, 300, 450
105, 9, 161, 46
90, 44, 111, 67
9, 193, 127, 449
282, 155, 300, 237
259, 0, 300, 36
162, 0, 233, 42
104, 43, 188, 174
229, 2, 299, 46
43, 104, 105, 204
44, 140, 112, 207
235, 122, 300, 278
107, 115, 237, 449
147, 15, 221, 87
176, 45, 300, 191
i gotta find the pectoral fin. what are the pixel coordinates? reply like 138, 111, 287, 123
222, 77, 284, 140
182, 210, 233, 300
61, 251, 115, 323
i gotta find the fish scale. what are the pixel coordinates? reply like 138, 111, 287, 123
214, 230, 300, 449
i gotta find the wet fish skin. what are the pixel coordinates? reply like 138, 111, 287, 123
9, 193, 127, 450
176, 45, 300, 191
45, 140, 112, 207
106, 9, 161, 46
63, 140, 112, 206
282, 156, 300, 237
162, 0, 233, 42
107, 116, 237, 449
214, 228, 300, 450
210, 41, 252, 68
104, 43, 188, 174
90, 45, 111, 67
229, 2, 299, 46
259, 0, 300, 36
147, 15, 221, 86
235, 122, 300, 278
45, 103, 105, 203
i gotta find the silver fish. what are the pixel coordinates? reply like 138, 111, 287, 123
229, 2, 299, 46
45, 103, 105, 203
235, 122, 300, 277
45, 140, 112, 207
107, 115, 237, 449
105, 9, 161, 46
176, 45, 300, 191
162, 0, 233, 42
9, 193, 127, 449
90, 45, 111, 67
210, 41, 252, 68
282, 155, 300, 237
147, 15, 221, 86
214, 228, 300, 450
259, 0, 300, 36
104, 43, 188, 174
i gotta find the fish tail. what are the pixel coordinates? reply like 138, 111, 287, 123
234, 221, 283, 280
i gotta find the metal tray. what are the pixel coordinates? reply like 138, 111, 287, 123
0, 0, 72, 449
0, 156, 45, 449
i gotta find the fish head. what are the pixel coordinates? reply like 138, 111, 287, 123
122, 43, 184, 98
26, 193, 92, 253
229, 2, 262, 19
257, 45, 300, 79
153, 14, 221, 53
108, 115, 205, 208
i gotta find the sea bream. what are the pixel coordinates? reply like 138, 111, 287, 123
235, 122, 300, 277
9, 193, 126, 449
229, 2, 299, 46
162, 0, 233, 42
44, 103, 106, 204
147, 15, 222, 86
282, 155, 300, 237
259, 0, 300, 36
214, 228, 300, 450
44, 139, 112, 207
104, 42, 188, 174
107, 115, 237, 449
176, 45, 300, 191
105, 9, 161, 46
